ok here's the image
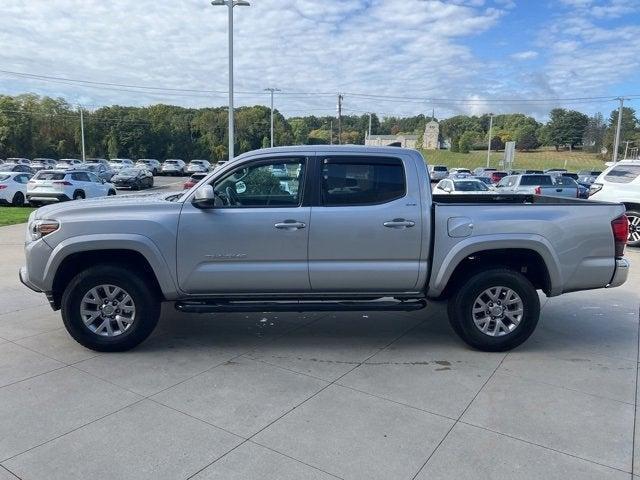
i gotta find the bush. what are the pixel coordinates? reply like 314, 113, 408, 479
458, 131, 476, 154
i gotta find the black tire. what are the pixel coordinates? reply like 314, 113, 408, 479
626, 210, 640, 248
73, 190, 85, 200
107, 189, 116, 196
11, 191, 24, 206
29, 200, 42, 207
61, 264, 161, 352
447, 268, 540, 352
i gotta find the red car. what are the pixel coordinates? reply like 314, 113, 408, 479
490, 171, 508, 184
183, 172, 207, 189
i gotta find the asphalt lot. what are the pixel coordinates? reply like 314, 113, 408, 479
0, 222, 639, 480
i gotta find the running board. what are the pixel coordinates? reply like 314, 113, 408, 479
175, 299, 427, 314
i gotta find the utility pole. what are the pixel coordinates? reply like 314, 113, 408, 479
486, 113, 494, 168
264, 87, 280, 147
211, 0, 250, 160
79, 106, 86, 162
330, 120, 333, 145
367, 112, 372, 141
613, 97, 624, 163
337, 94, 343, 145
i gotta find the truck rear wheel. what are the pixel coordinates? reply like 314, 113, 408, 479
61, 264, 160, 352
626, 210, 640, 247
447, 268, 540, 352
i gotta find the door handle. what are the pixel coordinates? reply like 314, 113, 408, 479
384, 219, 416, 229
275, 220, 306, 230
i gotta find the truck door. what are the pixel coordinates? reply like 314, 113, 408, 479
308, 155, 423, 292
176, 156, 311, 294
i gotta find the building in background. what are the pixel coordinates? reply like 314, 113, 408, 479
422, 118, 440, 150
364, 134, 418, 148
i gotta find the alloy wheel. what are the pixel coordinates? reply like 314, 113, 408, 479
472, 286, 524, 337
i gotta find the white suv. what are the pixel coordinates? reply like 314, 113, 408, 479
0, 172, 32, 205
27, 170, 116, 206
590, 160, 640, 246
161, 159, 186, 176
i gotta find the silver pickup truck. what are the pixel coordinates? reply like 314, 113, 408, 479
20, 146, 630, 352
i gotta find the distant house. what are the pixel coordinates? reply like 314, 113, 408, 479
364, 134, 419, 148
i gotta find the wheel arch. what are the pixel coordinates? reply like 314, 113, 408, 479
46, 235, 178, 309
428, 236, 561, 299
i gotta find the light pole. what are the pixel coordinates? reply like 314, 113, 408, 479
79, 105, 86, 162
211, 0, 250, 161
486, 113, 494, 168
367, 113, 372, 140
612, 97, 624, 163
264, 87, 280, 147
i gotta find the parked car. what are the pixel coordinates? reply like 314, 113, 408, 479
474, 176, 495, 188
30, 158, 57, 172
0, 163, 33, 174
111, 167, 154, 190
213, 160, 228, 171
161, 159, 186, 176
81, 162, 115, 182
6, 157, 30, 165
0, 172, 32, 205
472, 167, 496, 176
435, 178, 493, 194
26, 169, 116, 205
496, 174, 579, 197
449, 168, 472, 175
109, 158, 134, 171
187, 159, 212, 174
56, 158, 82, 170
448, 173, 473, 180
554, 176, 583, 198
590, 160, 640, 246
577, 170, 602, 184
20, 146, 629, 354
135, 159, 161, 175
428, 165, 449, 182
183, 172, 207, 189
490, 171, 508, 184
85, 158, 111, 168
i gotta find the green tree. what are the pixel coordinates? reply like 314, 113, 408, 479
582, 112, 606, 153
458, 131, 477, 153
514, 125, 539, 151
545, 108, 589, 150
604, 107, 638, 155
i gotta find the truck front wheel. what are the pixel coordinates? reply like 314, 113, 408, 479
447, 268, 540, 352
61, 265, 161, 352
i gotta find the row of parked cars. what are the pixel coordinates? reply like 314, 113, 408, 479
430, 162, 640, 247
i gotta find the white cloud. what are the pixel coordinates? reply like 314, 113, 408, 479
510, 50, 538, 60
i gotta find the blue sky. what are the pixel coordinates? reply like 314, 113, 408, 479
0, 0, 639, 120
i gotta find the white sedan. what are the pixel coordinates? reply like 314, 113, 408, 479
434, 178, 495, 194
0, 172, 32, 205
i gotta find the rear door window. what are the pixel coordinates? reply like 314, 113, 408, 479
604, 164, 640, 184
321, 157, 406, 206
521, 175, 553, 186
71, 172, 90, 182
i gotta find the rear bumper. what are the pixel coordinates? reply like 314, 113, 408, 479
19, 266, 41, 292
607, 258, 630, 288
26, 193, 71, 202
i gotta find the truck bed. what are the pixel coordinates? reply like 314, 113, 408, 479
432, 193, 616, 206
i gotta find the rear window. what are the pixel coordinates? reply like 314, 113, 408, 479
165, 160, 178, 164
521, 175, 553, 186
433, 166, 447, 171
321, 158, 405, 206
604, 164, 640, 184
454, 180, 488, 191
35, 172, 66, 180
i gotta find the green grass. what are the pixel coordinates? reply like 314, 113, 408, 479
418, 148, 607, 171
0, 207, 35, 227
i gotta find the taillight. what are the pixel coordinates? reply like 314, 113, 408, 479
534, 186, 541, 195
611, 215, 629, 258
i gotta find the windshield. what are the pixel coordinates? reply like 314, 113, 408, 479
521, 175, 553, 186
604, 164, 640, 184
433, 166, 447, 171
165, 160, 179, 164
35, 172, 66, 180
454, 180, 489, 191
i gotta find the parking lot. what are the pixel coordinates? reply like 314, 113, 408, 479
0, 221, 637, 480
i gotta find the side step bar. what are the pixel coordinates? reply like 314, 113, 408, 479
175, 299, 427, 314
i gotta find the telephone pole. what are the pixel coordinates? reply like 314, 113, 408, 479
486, 113, 494, 168
79, 106, 86, 162
367, 112, 372, 140
613, 97, 625, 163
624, 140, 634, 160
264, 87, 280, 147
337, 94, 343, 145
330, 120, 333, 145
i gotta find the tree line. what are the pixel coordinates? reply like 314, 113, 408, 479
0, 94, 638, 160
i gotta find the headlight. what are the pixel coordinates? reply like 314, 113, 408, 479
29, 219, 60, 241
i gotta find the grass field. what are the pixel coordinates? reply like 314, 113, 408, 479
0, 207, 35, 227
418, 148, 607, 171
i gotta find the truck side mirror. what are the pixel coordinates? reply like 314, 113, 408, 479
192, 184, 215, 209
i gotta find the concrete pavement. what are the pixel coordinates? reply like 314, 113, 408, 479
0, 222, 638, 480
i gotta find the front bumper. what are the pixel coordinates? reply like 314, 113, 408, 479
607, 258, 630, 288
